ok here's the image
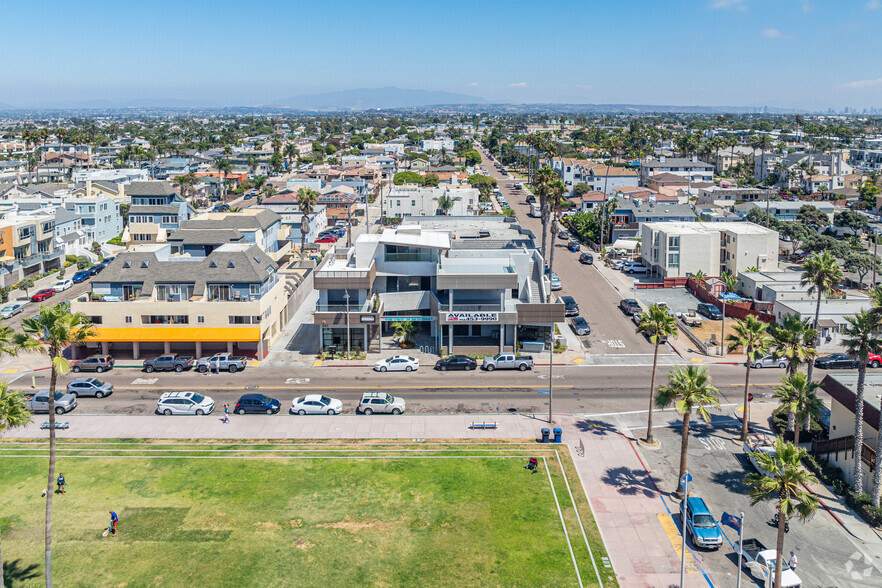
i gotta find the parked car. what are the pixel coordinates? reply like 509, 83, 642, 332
558, 230, 570, 240
579, 252, 593, 265
624, 263, 649, 274
696, 303, 723, 320
869, 352, 882, 368
88, 262, 107, 275
570, 317, 591, 336
526, 195, 536, 204
549, 273, 562, 291
736, 538, 801, 588
619, 299, 641, 315
195, 353, 247, 373
30, 288, 56, 302
559, 295, 579, 316
315, 235, 337, 243
567, 240, 580, 252
677, 310, 703, 327
234, 394, 281, 415
156, 391, 215, 415
434, 355, 477, 371
53, 279, 74, 292
290, 394, 343, 415
72, 354, 114, 373
72, 270, 91, 283
66, 378, 113, 398
482, 353, 533, 371
749, 355, 789, 369
27, 389, 77, 414
679, 497, 723, 550
143, 354, 196, 373
357, 392, 406, 415
374, 355, 419, 372
0, 303, 24, 319
814, 353, 858, 370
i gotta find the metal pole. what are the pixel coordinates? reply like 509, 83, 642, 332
873, 236, 877, 286
721, 299, 726, 356
736, 511, 744, 588
345, 289, 351, 357
548, 332, 554, 424
680, 473, 688, 588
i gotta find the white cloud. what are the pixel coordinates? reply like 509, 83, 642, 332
466, 82, 479, 87
710, 0, 746, 10
840, 77, 882, 89
761, 28, 796, 39
867, 0, 880, 10
509, 82, 527, 88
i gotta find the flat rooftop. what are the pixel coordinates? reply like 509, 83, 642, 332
643, 221, 777, 235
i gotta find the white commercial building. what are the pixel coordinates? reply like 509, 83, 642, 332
420, 139, 456, 152
385, 186, 479, 218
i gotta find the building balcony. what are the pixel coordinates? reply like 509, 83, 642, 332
314, 259, 376, 291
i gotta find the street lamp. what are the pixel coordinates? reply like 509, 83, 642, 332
344, 289, 351, 357
547, 331, 555, 424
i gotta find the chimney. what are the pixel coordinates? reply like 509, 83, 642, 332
85, 179, 92, 198
691, 155, 698, 163
119, 182, 125, 201
659, 156, 666, 163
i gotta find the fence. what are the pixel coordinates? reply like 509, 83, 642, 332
686, 277, 775, 325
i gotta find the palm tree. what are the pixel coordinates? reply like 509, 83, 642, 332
636, 305, 679, 444
656, 365, 720, 496
750, 135, 775, 184
744, 439, 819, 588
18, 303, 94, 587
436, 192, 455, 215
841, 310, 882, 493
773, 372, 823, 446
691, 270, 707, 288
391, 320, 417, 346
534, 166, 556, 264
216, 158, 233, 202
546, 178, 566, 275
727, 316, 775, 441
801, 252, 843, 383
772, 315, 819, 376
295, 187, 319, 261
0, 380, 32, 587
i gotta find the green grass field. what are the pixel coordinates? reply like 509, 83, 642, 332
0, 441, 614, 588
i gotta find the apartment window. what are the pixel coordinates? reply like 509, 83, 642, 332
42, 222, 53, 232
87, 316, 103, 325
130, 215, 150, 223
411, 200, 415, 206
667, 253, 680, 269
18, 227, 32, 239
668, 236, 680, 250
252, 316, 262, 324
250, 284, 261, 296
208, 284, 232, 301
197, 315, 205, 324
133, 234, 152, 242
124, 316, 133, 324
396, 200, 401, 207
161, 216, 177, 224
229, 315, 252, 324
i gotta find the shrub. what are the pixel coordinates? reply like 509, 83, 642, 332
76, 256, 90, 270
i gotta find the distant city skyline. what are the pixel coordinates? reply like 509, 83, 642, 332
4, 0, 882, 110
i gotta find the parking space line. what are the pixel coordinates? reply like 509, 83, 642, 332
657, 513, 699, 574
3, 368, 18, 374
312, 360, 322, 367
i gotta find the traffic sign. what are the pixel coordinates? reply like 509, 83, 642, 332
748, 393, 754, 402
680, 472, 693, 490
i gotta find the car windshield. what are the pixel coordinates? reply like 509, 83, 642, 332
191, 393, 205, 404
92, 379, 104, 386
1, 306, 12, 311
260, 395, 270, 403
320, 396, 332, 405
693, 514, 716, 528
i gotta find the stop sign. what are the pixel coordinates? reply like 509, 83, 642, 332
748, 393, 754, 402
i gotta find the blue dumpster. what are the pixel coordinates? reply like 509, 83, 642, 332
553, 427, 562, 443
541, 428, 550, 443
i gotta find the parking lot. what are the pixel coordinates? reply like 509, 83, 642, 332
636, 412, 882, 587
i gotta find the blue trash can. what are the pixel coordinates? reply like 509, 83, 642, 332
541, 428, 550, 443
553, 427, 562, 443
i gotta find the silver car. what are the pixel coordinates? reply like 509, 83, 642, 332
0, 303, 24, 319
749, 355, 789, 369
550, 273, 562, 290
66, 378, 113, 398
156, 391, 215, 415
358, 392, 406, 415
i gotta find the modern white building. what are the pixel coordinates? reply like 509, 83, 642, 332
420, 139, 456, 152
773, 298, 873, 351
384, 186, 479, 218
639, 156, 714, 185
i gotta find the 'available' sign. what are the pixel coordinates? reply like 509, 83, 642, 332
445, 312, 499, 322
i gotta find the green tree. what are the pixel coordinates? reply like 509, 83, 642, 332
393, 171, 424, 185
391, 320, 417, 345
744, 439, 819, 588
0, 380, 32, 587
771, 315, 818, 376
727, 316, 774, 441
534, 166, 556, 263
835, 209, 869, 236
572, 182, 591, 195
546, 178, 567, 275
296, 188, 319, 261
796, 205, 830, 230
842, 310, 882, 493
18, 303, 94, 586
773, 372, 823, 446
636, 305, 679, 444
463, 150, 481, 167
845, 251, 878, 288
423, 173, 440, 188
436, 192, 454, 215
656, 365, 720, 496
269, 151, 283, 172
216, 158, 233, 201
801, 252, 843, 382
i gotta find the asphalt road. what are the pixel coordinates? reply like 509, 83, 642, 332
476, 146, 653, 356
1, 277, 95, 331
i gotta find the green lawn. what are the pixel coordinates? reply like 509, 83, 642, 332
0, 442, 613, 588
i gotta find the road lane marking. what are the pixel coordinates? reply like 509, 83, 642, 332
656, 513, 698, 573
112, 384, 577, 391
3, 368, 18, 374
250, 361, 261, 367
571, 358, 584, 364
131, 378, 158, 385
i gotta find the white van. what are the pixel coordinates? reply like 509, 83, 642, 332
529, 204, 542, 218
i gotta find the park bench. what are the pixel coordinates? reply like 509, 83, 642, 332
469, 422, 497, 430
40, 422, 69, 430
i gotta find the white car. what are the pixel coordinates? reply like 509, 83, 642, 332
624, 263, 649, 274
0, 302, 24, 319
156, 391, 215, 415
374, 355, 419, 372
549, 273, 562, 290
53, 279, 74, 291
290, 394, 343, 415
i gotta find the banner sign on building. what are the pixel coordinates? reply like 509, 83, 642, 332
445, 312, 499, 322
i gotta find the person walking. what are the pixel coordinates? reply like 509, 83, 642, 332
109, 511, 119, 536
222, 403, 230, 423
789, 551, 798, 571
56, 473, 66, 495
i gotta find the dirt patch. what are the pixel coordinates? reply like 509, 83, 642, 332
293, 539, 314, 550
316, 515, 392, 533
289, 519, 302, 528
441, 522, 450, 528
254, 521, 280, 530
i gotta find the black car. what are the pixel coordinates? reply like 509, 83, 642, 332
567, 240, 580, 252
88, 262, 107, 276
579, 252, 594, 265
696, 303, 723, 320
234, 394, 281, 414
434, 355, 477, 371
619, 298, 641, 315
814, 354, 858, 370
560, 295, 579, 316
526, 195, 536, 204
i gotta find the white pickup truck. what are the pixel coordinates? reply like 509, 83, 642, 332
482, 353, 534, 371
738, 538, 802, 587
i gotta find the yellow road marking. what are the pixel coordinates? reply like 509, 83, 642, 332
736, 406, 745, 413
3, 369, 18, 374
690, 358, 703, 363
250, 361, 261, 367
115, 384, 576, 391
572, 358, 584, 364
657, 514, 698, 573
312, 361, 323, 367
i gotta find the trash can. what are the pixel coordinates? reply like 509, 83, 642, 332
553, 427, 562, 443
541, 428, 550, 443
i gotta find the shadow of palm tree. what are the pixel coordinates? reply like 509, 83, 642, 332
711, 469, 748, 493
601, 466, 658, 497
3, 559, 40, 588
574, 419, 618, 436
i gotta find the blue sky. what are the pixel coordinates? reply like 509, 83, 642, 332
4, 0, 882, 109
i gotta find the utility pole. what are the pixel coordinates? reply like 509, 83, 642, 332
344, 289, 351, 358
548, 331, 555, 424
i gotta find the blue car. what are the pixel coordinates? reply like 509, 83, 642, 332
680, 497, 723, 550
72, 270, 91, 283
233, 393, 281, 415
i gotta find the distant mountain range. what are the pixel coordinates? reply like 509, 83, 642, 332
271, 87, 488, 110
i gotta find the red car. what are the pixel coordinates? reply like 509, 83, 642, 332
870, 353, 882, 368
30, 288, 56, 302
314, 235, 336, 243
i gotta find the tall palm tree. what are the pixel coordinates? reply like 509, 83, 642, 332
771, 315, 819, 376
0, 380, 32, 587
727, 316, 774, 441
841, 310, 882, 493
744, 439, 819, 588
546, 179, 566, 275
18, 303, 94, 587
801, 252, 843, 383
216, 158, 233, 202
296, 187, 319, 261
534, 166, 556, 264
636, 305, 679, 444
773, 372, 823, 446
656, 365, 720, 496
